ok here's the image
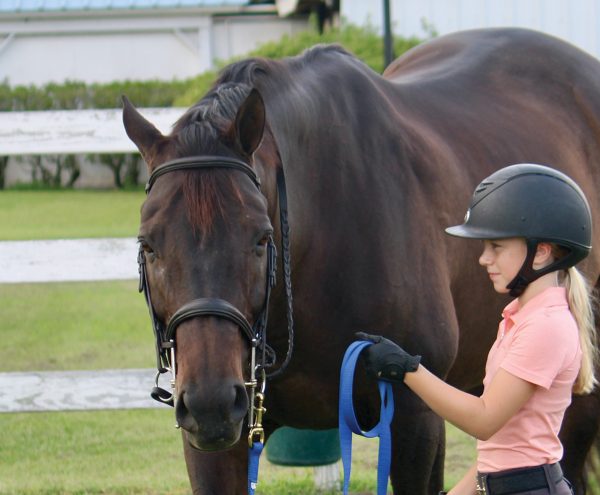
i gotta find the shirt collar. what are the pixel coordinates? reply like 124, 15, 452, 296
501, 286, 568, 329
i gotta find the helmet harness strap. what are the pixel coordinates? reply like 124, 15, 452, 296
506, 239, 540, 297
507, 238, 576, 297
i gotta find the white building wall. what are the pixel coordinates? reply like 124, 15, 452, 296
342, 0, 600, 60
213, 15, 308, 63
1, 31, 206, 84
0, 11, 309, 86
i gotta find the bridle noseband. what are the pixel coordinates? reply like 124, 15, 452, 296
138, 155, 294, 433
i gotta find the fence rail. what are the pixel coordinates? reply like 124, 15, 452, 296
0, 237, 138, 283
0, 368, 159, 413
0, 107, 184, 156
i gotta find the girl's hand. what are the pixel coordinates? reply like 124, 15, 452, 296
355, 332, 421, 384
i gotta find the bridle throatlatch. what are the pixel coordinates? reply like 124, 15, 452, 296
137, 156, 294, 442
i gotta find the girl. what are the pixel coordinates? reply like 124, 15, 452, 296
359, 163, 597, 495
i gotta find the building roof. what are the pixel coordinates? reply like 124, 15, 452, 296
0, 0, 256, 13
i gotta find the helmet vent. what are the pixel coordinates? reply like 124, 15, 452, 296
475, 181, 493, 193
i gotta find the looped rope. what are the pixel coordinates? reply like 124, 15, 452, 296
339, 340, 394, 495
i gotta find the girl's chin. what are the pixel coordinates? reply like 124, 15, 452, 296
491, 283, 510, 294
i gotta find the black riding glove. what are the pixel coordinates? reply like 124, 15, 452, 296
356, 332, 421, 384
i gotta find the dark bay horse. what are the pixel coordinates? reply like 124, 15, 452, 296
123, 27, 600, 494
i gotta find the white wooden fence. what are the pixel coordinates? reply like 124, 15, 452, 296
0, 107, 176, 412
0, 236, 156, 412
0, 108, 340, 490
0, 107, 183, 156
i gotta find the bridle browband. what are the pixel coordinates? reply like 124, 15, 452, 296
145, 156, 262, 193
138, 155, 294, 429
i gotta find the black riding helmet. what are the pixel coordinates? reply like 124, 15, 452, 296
446, 163, 592, 297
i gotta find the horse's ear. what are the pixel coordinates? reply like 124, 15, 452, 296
231, 88, 266, 157
122, 95, 164, 168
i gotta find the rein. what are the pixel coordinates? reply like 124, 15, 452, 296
137, 155, 294, 425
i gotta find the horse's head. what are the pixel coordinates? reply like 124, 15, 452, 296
123, 86, 273, 451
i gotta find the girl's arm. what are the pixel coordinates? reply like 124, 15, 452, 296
358, 332, 536, 438
404, 364, 535, 440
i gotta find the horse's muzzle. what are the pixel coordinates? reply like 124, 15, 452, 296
175, 379, 249, 450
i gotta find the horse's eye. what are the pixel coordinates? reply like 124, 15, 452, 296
256, 233, 271, 254
140, 242, 157, 263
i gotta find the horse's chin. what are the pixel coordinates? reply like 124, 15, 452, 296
183, 425, 242, 451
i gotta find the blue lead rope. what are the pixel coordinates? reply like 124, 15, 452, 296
248, 441, 264, 495
339, 340, 395, 495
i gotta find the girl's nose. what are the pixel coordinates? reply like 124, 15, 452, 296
479, 244, 492, 266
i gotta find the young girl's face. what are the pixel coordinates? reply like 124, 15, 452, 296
478, 238, 527, 294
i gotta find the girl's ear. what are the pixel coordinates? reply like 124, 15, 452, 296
534, 242, 554, 267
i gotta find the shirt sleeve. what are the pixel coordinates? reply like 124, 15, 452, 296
500, 312, 575, 389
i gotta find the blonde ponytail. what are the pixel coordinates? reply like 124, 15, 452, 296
563, 267, 598, 394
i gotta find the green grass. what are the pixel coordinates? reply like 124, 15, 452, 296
2, 190, 592, 493
0, 277, 477, 493
0, 280, 152, 372
0, 410, 190, 495
445, 423, 477, 488
0, 190, 144, 240
0, 409, 475, 495
0, 189, 477, 493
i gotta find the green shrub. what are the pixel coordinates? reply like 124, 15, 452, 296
174, 22, 424, 105
1, 23, 424, 111
1, 22, 426, 188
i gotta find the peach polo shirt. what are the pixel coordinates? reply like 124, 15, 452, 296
477, 287, 581, 473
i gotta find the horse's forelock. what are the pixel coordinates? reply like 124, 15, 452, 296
173, 83, 252, 238
183, 170, 244, 238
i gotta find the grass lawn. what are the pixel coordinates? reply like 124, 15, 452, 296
0, 275, 477, 493
2, 189, 593, 494
0, 409, 475, 495
0, 280, 152, 371
0, 190, 144, 240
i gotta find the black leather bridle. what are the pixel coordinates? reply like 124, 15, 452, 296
137, 155, 294, 426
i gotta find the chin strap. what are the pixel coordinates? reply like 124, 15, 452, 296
506, 239, 539, 297
506, 239, 576, 297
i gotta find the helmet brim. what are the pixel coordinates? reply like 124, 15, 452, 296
445, 224, 517, 240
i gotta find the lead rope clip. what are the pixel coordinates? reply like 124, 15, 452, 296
247, 391, 266, 495
248, 392, 266, 447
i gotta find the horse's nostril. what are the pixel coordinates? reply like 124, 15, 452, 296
175, 391, 199, 433
232, 383, 249, 422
